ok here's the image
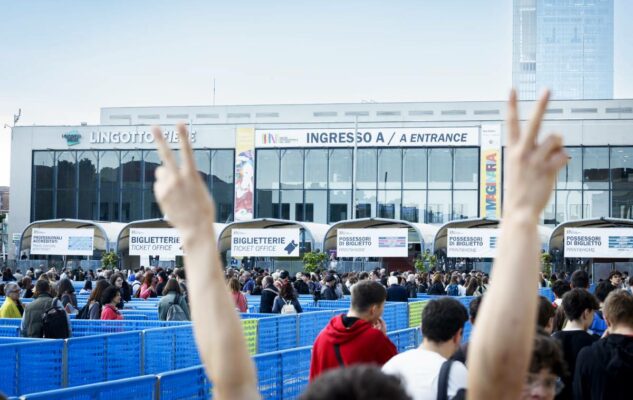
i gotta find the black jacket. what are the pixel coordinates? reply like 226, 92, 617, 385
574, 334, 633, 400
259, 286, 279, 313
322, 286, 339, 300
427, 282, 445, 295
386, 284, 409, 302
404, 282, 418, 298
293, 280, 310, 295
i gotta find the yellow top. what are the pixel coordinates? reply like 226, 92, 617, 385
0, 296, 22, 319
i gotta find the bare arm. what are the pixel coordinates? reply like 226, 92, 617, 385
153, 125, 259, 400
467, 90, 567, 400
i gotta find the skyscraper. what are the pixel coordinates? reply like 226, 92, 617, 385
513, 0, 614, 100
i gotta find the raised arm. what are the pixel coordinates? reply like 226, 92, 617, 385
467, 90, 567, 400
152, 125, 259, 400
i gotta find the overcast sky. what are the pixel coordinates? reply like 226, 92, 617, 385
1, 0, 632, 185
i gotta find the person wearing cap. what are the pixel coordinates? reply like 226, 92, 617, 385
323, 275, 340, 300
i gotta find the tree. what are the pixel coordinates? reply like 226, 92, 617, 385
541, 252, 553, 276
414, 258, 426, 273
303, 251, 327, 273
102, 251, 119, 270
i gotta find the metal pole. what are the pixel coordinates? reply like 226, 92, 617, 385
352, 116, 358, 219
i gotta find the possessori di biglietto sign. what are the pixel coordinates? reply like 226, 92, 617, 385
129, 228, 184, 258
255, 127, 480, 148
231, 229, 301, 257
447, 228, 498, 258
564, 228, 633, 258
336, 229, 409, 257
30, 228, 94, 256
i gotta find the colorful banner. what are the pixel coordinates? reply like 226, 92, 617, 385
231, 229, 301, 257
255, 127, 480, 148
447, 228, 498, 258
337, 228, 409, 257
564, 228, 633, 258
479, 125, 501, 219
129, 228, 183, 259
234, 127, 255, 221
30, 228, 94, 256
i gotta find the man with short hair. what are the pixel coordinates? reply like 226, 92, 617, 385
590, 280, 617, 337
382, 297, 469, 400
294, 272, 310, 295
608, 270, 623, 289
386, 276, 408, 302
552, 289, 599, 400
569, 270, 589, 290
537, 295, 556, 334
241, 272, 255, 294
21, 280, 55, 337
574, 290, 633, 399
551, 279, 571, 308
322, 275, 340, 300
310, 280, 397, 380
259, 276, 278, 313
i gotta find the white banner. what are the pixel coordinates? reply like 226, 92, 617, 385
337, 229, 408, 257
447, 228, 498, 258
255, 127, 480, 148
231, 229, 300, 257
564, 228, 633, 258
30, 228, 94, 256
129, 228, 183, 258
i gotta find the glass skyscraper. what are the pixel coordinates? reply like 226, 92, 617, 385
513, 0, 613, 100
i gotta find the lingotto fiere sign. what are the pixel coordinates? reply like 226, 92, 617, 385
30, 228, 94, 256
564, 228, 633, 258
129, 228, 184, 258
231, 229, 301, 257
447, 228, 498, 258
337, 229, 409, 257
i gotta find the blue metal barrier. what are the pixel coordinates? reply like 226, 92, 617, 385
19, 375, 157, 400
254, 346, 312, 400
387, 327, 422, 352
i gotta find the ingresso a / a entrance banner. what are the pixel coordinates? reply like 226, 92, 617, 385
30, 228, 94, 256
337, 229, 408, 258
231, 229, 301, 257
447, 228, 498, 258
129, 228, 184, 258
564, 228, 633, 258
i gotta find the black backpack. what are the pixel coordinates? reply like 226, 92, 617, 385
42, 298, 71, 339
76, 302, 91, 320
437, 360, 466, 400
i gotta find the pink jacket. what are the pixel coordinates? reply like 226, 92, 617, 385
101, 304, 123, 320
140, 284, 155, 300
232, 292, 248, 312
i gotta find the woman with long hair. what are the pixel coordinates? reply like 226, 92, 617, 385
110, 272, 131, 308
272, 281, 303, 314
228, 278, 248, 312
139, 271, 158, 299
158, 279, 190, 321
87, 279, 111, 319
57, 278, 78, 313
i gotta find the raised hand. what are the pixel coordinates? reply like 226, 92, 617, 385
152, 124, 216, 245
503, 90, 568, 220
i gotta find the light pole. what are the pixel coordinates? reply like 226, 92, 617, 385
352, 115, 358, 219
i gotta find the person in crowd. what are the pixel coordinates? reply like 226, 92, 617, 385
131, 272, 143, 297
451, 295, 482, 365
100, 286, 123, 320
139, 271, 158, 299
574, 290, 633, 399
382, 297, 469, 399
417, 272, 429, 294
241, 271, 255, 294
551, 279, 571, 309
294, 272, 310, 295
309, 273, 322, 297
158, 278, 190, 320
110, 272, 131, 309
272, 281, 303, 314
521, 332, 567, 400
88, 279, 111, 320
465, 277, 481, 296
79, 280, 92, 295
175, 268, 188, 301
2, 268, 15, 282
551, 288, 599, 400
155, 270, 169, 295
251, 276, 263, 296
608, 270, 623, 289
386, 275, 408, 302
537, 295, 556, 334
321, 275, 340, 300
278, 270, 290, 285
0, 282, 24, 318
57, 278, 78, 313
404, 274, 418, 298
20, 276, 34, 298
627, 276, 633, 295
445, 274, 460, 296
228, 278, 248, 312
427, 273, 445, 295
259, 276, 278, 313
20, 280, 55, 337
13, 269, 23, 281
569, 270, 589, 290
310, 280, 397, 379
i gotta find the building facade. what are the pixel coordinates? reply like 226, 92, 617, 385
513, 0, 614, 100
8, 99, 633, 259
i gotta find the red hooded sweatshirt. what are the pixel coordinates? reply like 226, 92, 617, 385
309, 314, 397, 380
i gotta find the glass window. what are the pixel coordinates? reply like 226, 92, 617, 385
329, 149, 352, 189
144, 150, 161, 189
121, 151, 142, 190
452, 190, 478, 220
583, 190, 609, 219
56, 151, 76, 189
256, 150, 279, 189
355, 190, 376, 218
281, 190, 303, 220
453, 148, 478, 189
212, 150, 234, 187
194, 150, 211, 186
583, 147, 609, 189
256, 189, 279, 218
56, 189, 76, 218
281, 150, 303, 189
121, 190, 142, 222
427, 191, 451, 224
305, 190, 327, 223
556, 190, 583, 222
143, 189, 162, 220
401, 191, 425, 223
34, 190, 54, 220
403, 149, 427, 189
99, 151, 120, 221
541, 193, 557, 226
33, 152, 55, 189
78, 190, 98, 220
356, 149, 377, 189
304, 150, 327, 189
612, 191, 633, 219
611, 147, 633, 191
329, 190, 350, 223
378, 149, 402, 190
428, 149, 452, 189
557, 147, 582, 189
378, 190, 401, 219
78, 151, 98, 191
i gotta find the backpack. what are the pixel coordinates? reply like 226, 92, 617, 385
166, 294, 189, 321
447, 284, 459, 296
42, 298, 71, 339
280, 298, 297, 314
76, 302, 91, 319
437, 360, 466, 400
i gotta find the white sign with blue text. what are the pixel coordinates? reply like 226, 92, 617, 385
231, 229, 301, 257
337, 229, 409, 257
447, 228, 498, 258
30, 228, 94, 256
564, 228, 633, 258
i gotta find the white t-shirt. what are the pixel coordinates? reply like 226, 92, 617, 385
382, 347, 467, 400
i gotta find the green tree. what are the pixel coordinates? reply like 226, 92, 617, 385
303, 251, 327, 273
102, 251, 119, 270
541, 252, 553, 276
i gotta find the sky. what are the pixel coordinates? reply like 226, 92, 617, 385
1, 0, 632, 186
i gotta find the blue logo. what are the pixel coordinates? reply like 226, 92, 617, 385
62, 130, 82, 146
284, 240, 298, 255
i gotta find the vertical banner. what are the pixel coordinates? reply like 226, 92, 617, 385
479, 125, 501, 219
234, 127, 255, 221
